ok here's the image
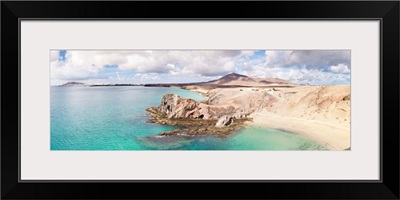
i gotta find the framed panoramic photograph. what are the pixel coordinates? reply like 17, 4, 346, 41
2, 1, 399, 200
49, 49, 351, 151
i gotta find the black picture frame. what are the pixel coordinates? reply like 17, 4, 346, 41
1, 1, 399, 199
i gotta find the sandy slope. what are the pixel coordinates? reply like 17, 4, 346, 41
249, 85, 351, 150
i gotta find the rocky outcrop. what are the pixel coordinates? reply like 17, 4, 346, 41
158, 94, 202, 119
146, 93, 256, 137
215, 115, 234, 127
146, 105, 247, 137
154, 94, 247, 121
146, 88, 280, 137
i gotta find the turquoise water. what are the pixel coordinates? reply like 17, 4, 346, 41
51, 86, 327, 150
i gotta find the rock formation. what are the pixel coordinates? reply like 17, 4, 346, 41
144, 73, 294, 137
145, 93, 264, 137
215, 115, 234, 127
154, 93, 250, 121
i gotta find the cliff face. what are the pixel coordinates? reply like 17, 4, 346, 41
145, 93, 250, 137
156, 94, 241, 121
158, 94, 201, 119
156, 94, 268, 124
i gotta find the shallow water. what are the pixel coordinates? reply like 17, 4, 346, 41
50, 86, 327, 150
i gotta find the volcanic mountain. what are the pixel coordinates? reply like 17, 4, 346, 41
201, 73, 294, 87
59, 73, 295, 88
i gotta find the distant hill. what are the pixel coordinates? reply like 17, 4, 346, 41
59, 82, 143, 87
201, 73, 293, 87
58, 73, 295, 88
60, 82, 89, 86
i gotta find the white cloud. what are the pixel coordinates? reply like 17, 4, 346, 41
330, 64, 351, 74
51, 50, 242, 81
265, 51, 293, 68
243, 67, 350, 85
50, 50, 351, 85
51, 51, 102, 81
241, 50, 255, 57
265, 50, 350, 70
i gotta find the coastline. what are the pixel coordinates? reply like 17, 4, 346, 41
246, 111, 350, 150
183, 85, 351, 150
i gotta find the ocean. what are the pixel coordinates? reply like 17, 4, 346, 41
51, 86, 327, 150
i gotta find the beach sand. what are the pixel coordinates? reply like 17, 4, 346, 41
248, 85, 351, 150
248, 111, 350, 150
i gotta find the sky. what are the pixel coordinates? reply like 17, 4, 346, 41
50, 50, 350, 86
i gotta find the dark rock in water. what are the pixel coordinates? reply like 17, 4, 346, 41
136, 135, 193, 150
158, 120, 245, 138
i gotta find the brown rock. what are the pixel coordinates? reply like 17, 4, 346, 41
215, 115, 234, 127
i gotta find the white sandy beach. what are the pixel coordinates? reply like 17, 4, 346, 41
247, 85, 351, 150
248, 111, 350, 150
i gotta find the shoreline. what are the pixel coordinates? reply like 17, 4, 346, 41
246, 111, 350, 150
184, 85, 350, 151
